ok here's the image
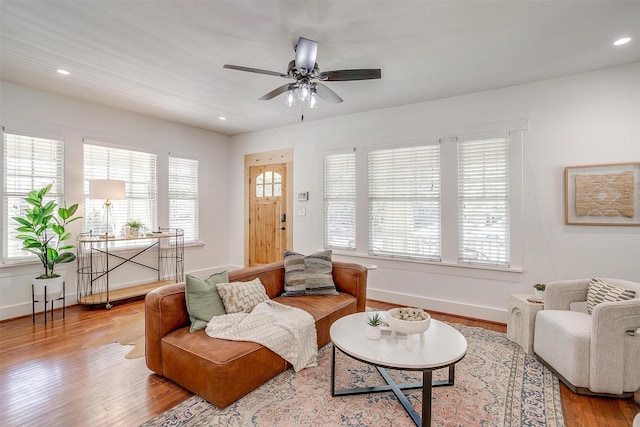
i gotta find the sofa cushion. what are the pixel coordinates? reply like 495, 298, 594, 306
185, 271, 229, 332
217, 278, 269, 313
274, 292, 356, 347
587, 277, 636, 314
283, 250, 338, 296
161, 328, 288, 408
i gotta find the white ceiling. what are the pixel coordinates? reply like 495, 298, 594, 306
1, 1, 638, 136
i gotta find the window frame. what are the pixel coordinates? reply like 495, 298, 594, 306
2, 131, 65, 263
323, 120, 525, 273
323, 149, 357, 251
457, 135, 511, 268
367, 143, 442, 261
168, 154, 199, 243
83, 140, 157, 244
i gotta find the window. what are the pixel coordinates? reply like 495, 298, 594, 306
458, 137, 509, 267
368, 145, 441, 260
169, 155, 198, 243
255, 170, 282, 198
324, 151, 356, 250
2, 133, 65, 261
83, 142, 156, 238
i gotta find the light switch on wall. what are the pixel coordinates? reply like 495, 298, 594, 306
298, 208, 306, 216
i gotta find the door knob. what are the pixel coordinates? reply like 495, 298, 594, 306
280, 227, 286, 231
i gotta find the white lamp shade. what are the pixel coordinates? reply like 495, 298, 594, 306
89, 179, 126, 200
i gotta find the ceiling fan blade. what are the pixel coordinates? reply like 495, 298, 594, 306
259, 83, 292, 100
315, 83, 343, 104
294, 37, 318, 73
319, 69, 381, 81
223, 64, 288, 78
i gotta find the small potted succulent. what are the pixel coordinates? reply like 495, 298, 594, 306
365, 312, 384, 340
533, 283, 546, 300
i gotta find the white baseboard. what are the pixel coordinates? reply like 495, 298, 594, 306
367, 288, 507, 324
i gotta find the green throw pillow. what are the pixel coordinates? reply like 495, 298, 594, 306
185, 271, 229, 332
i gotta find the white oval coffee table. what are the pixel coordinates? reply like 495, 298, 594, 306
330, 311, 467, 426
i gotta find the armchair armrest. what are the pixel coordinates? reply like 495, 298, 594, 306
590, 298, 640, 394
544, 279, 590, 310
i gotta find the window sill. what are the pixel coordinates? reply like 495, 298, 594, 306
329, 250, 523, 275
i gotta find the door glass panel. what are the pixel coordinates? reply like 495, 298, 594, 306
256, 185, 263, 197
265, 171, 272, 184
274, 172, 282, 183
256, 173, 264, 184
274, 183, 282, 196
265, 185, 272, 197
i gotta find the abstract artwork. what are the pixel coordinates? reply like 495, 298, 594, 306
565, 163, 640, 225
574, 170, 634, 218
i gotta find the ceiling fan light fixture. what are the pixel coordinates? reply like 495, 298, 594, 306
298, 83, 310, 102
309, 88, 318, 109
285, 88, 296, 107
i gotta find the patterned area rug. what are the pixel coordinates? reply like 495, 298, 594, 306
141, 323, 564, 426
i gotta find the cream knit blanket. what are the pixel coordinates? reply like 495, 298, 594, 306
205, 300, 318, 372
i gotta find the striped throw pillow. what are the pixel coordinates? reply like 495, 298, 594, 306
586, 277, 636, 314
282, 250, 338, 296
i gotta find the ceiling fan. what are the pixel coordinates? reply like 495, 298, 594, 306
223, 37, 381, 108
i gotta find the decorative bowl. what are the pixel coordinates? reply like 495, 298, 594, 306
386, 308, 431, 335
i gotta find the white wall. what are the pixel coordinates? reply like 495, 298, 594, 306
230, 63, 640, 322
0, 82, 232, 320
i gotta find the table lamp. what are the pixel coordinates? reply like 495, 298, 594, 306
89, 179, 126, 237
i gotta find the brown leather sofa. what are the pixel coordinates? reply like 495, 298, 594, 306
145, 260, 368, 408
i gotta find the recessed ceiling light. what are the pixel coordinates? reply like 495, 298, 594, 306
613, 37, 631, 46
218, 116, 227, 121
56, 69, 70, 75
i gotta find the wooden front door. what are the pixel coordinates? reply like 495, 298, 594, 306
248, 163, 287, 266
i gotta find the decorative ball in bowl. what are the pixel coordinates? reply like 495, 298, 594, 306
386, 308, 431, 335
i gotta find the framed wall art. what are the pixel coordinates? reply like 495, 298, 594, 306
565, 162, 640, 226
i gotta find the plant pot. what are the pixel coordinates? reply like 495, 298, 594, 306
126, 227, 139, 238
534, 289, 545, 300
365, 325, 381, 340
33, 276, 64, 300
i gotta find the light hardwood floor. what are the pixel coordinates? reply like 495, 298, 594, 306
0, 299, 638, 426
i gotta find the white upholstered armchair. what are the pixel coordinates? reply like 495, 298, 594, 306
534, 278, 640, 397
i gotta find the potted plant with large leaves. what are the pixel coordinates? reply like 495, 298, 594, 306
13, 184, 82, 300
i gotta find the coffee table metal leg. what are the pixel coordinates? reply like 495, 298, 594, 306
423, 370, 432, 427
377, 367, 422, 425
331, 344, 336, 396
331, 345, 455, 427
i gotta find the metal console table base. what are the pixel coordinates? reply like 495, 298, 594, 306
331, 345, 455, 427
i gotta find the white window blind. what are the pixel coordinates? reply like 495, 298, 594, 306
83, 143, 156, 238
323, 151, 356, 250
3, 133, 65, 261
169, 155, 198, 243
368, 145, 440, 260
458, 137, 510, 267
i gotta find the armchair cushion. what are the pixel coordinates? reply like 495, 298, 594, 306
586, 277, 635, 314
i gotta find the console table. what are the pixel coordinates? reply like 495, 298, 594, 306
76, 228, 184, 309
